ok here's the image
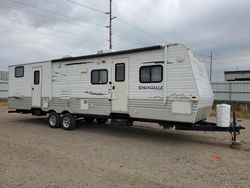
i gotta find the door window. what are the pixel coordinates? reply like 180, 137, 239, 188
115, 63, 125, 82
34, 71, 40, 85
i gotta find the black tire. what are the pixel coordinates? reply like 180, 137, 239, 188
61, 113, 76, 130
48, 112, 61, 128
96, 118, 108, 124
85, 117, 95, 124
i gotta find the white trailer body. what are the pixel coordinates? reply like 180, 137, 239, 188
8, 44, 214, 126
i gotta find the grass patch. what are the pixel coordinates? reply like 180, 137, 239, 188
211, 100, 250, 118
0, 99, 8, 107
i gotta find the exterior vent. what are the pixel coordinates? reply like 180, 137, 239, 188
62, 55, 73, 59
60, 90, 71, 99
97, 49, 112, 54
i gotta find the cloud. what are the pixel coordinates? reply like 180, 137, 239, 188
0, 0, 249, 81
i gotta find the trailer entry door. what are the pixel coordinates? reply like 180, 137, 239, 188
32, 67, 42, 107
112, 58, 129, 112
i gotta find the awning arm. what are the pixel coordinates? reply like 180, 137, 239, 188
163, 45, 168, 104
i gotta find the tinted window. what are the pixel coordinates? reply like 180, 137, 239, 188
34, 71, 40, 85
91, 70, 99, 84
115, 63, 125, 82
140, 65, 163, 83
140, 66, 151, 83
151, 66, 162, 82
99, 70, 107, 83
15, 66, 24, 77
91, 69, 108, 84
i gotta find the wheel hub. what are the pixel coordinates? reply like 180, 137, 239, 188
63, 117, 71, 128
49, 115, 57, 126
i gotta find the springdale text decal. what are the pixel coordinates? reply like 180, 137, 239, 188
138, 86, 163, 90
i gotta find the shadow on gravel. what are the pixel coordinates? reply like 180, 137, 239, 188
12, 117, 231, 148
11, 117, 48, 127
80, 123, 231, 148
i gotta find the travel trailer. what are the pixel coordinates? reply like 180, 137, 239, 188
8, 44, 214, 130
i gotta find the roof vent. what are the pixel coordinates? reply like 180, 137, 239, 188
97, 49, 112, 54
62, 55, 72, 59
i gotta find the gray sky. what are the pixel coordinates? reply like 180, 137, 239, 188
0, 0, 250, 81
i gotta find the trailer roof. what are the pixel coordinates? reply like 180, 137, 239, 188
52, 45, 163, 62
224, 70, 250, 74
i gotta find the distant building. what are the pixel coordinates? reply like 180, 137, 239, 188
224, 70, 250, 81
0, 71, 8, 81
0, 71, 8, 99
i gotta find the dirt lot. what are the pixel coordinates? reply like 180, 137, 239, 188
0, 106, 250, 188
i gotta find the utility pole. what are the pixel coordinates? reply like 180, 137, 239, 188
209, 51, 213, 81
106, 0, 116, 50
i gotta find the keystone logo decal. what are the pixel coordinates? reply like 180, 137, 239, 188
138, 86, 163, 90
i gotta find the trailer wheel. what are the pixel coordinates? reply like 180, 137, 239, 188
61, 113, 76, 130
48, 112, 61, 128
96, 118, 108, 124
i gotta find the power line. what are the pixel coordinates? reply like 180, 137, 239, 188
0, 24, 69, 54
66, 0, 114, 49
212, 59, 228, 66
0, 3, 79, 28
62, 0, 168, 46
114, 2, 167, 35
66, 0, 116, 49
0, 28, 67, 56
0, 22, 103, 45
196, 53, 211, 59
113, 29, 152, 46
65, 0, 106, 14
0, 16, 88, 37
0, 2, 106, 32
112, 37, 148, 50
7, 0, 105, 27
112, 41, 135, 50
5, 0, 170, 49
0, 1, 106, 50
2, 17, 103, 37
113, 2, 193, 46
113, 34, 147, 47
116, 17, 167, 43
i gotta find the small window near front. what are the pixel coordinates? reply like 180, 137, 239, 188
91, 69, 108, 84
115, 63, 125, 82
34, 71, 40, 85
15, 66, 24, 78
140, 65, 163, 83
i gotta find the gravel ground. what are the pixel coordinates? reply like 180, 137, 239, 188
0, 106, 250, 188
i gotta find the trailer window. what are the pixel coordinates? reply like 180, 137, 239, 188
34, 71, 40, 85
15, 66, 24, 78
115, 63, 125, 82
91, 69, 108, 84
140, 65, 163, 83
